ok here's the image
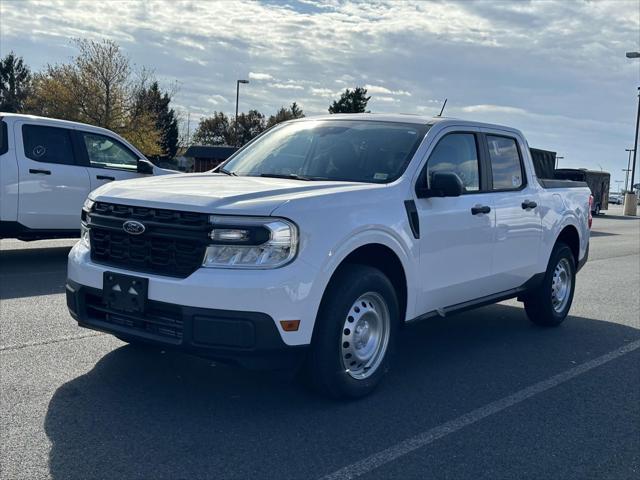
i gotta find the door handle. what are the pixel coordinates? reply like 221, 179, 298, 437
522, 200, 538, 210
471, 205, 491, 215
96, 175, 116, 181
29, 169, 51, 175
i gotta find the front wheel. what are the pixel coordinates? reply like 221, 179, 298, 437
306, 265, 399, 399
524, 242, 576, 326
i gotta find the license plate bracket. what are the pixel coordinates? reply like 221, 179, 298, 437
103, 272, 148, 314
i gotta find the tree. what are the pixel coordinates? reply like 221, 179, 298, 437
192, 112, 232, 145
26, 39, 162, 156
328, 87, 370, 114
266, 102, 304, 127
236, 109, 266, 145
134, 81, 179, 158
0, 52, 32, 113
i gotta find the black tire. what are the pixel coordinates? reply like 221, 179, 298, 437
524, 242, 576, 327
306, 264, 399, 399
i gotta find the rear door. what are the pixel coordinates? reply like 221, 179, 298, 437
75, 130, 149, 191
16, 122, 91, 231
413, 128, 497, 314
481, 131, 543, 291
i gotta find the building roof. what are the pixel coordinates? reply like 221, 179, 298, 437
183, 145, 238, 159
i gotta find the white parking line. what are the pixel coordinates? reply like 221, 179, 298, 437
321, 339, 640, 480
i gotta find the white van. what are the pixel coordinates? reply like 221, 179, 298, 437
0, 113, 174, 240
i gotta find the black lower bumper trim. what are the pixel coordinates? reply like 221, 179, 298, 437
66, 279, 307, 370
577, 242, 589, 272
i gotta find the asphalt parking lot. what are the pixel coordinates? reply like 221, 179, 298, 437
1, 205, 638, 480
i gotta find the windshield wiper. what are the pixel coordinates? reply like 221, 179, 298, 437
259, 173, 312, 181
217, 168, 237, 176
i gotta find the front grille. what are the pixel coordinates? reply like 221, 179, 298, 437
87, 202, 210, 278
85, 292, 183, 342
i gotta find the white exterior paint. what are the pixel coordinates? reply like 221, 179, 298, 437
0, 113, 175, 235
65, 114, 591, 346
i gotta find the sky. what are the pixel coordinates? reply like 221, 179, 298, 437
1, 0, 639, 189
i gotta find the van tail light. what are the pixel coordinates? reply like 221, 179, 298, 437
588, 195, 593, 229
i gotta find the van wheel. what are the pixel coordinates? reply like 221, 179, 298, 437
307, 264, 399, 399
524, 242, 575, 326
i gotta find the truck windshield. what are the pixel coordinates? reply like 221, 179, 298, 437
220, 120, 430, 183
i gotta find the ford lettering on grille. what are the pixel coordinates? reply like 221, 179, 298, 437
123, 220, 146, 235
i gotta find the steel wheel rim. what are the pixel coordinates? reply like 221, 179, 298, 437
340, 292, 390, 380
551, 258, 572, 313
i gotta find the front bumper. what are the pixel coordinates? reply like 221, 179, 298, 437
67, 242, 323, 347
66, 279, 307, 369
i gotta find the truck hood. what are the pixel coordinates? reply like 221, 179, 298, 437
90, 172, 382, 215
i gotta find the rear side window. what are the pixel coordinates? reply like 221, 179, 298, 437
22, 125, 75, 165
486, 135, 524, 190
0, 121, 8, 155
426, 133, 480, 192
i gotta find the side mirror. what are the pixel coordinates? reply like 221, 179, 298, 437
137, 158, 154, 175
416, 171, 464, 198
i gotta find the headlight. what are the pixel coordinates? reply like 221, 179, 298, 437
203, 215, 298, 269
82, 198, 95, 213
80, 223, 90, 248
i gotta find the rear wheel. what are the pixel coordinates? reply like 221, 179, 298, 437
524, 242, 575, 326
307, 264, 399, 399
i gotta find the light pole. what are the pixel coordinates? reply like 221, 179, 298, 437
235, 79, 249, 146
624, 52, 639, 215
555, 155, 564, 169
624, 148, 634, 192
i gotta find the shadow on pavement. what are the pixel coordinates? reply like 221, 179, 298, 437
589, 231, 619, 237
0, 246, 71, 299
44, 304, 640, 479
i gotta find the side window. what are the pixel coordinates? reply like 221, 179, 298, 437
486, 135, 524, 190
82, 132, 138, 170
426, 133, 480, 192
0, 121, 8, 156
22, 125, 75, 165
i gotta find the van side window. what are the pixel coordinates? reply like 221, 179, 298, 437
426, 133, 480, 192
0, 121, 8, 155
82, 132, 138, 171
22, 125, 75, 164
486, 135, 524, 190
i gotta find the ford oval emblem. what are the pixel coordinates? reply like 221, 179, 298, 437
123, 220, 145, 235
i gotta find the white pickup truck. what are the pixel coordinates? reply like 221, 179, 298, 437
66, 114, 592, 398
0, 113, 171, 240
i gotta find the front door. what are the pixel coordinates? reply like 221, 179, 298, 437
16, 122, 91, 231
414, 130, 496, 315
76, 130, 147, 192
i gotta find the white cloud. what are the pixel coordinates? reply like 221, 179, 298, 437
207, 94, 228, 105
365, 85, 411, 96
461, 105, 528, 115
248, 72, 273, 81
375, 96, 398, 103
269, 82, 304, 90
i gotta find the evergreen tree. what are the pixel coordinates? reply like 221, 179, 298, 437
135, 81, 179, 158
0, 52, 32, 113
266, 102, 304, 127
328, 87, 370, 114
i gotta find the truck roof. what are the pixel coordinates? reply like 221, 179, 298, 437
0, 112, 119, 137
290, 113, 524, 136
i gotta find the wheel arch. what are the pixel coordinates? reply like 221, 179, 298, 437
555, 224, 580, 265
313, 239, 412, 343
